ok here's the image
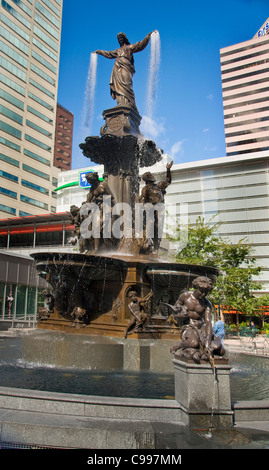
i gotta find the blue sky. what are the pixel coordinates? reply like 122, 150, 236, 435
57, 0, 269, 170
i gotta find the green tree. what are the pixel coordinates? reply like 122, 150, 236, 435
169, 215, 262, 325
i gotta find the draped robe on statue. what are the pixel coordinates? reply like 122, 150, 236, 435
96, 34, 151, 110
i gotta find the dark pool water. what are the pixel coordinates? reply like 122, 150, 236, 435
0, 337, 269, 401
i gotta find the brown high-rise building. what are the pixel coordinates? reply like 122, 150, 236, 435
53, 103, 74, 171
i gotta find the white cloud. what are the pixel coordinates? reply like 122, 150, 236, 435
203, 128, 209, 133
170, 140, 184, 158
141, 115, 165, 139
206, 94, 214, 100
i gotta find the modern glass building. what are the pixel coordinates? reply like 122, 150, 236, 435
0, 251, 48, 328
221, 17, 269, 157
54, 151, 269, 295
0, 0, 63, 219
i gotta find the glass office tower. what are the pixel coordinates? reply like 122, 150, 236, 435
0, 0, 62, 218
221, 17, 269, 157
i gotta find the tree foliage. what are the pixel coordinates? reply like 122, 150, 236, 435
169, 215, 263, 323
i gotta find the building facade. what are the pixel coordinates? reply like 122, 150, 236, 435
1, 151, 269, 325
53, 103, 73, 171
0, 0, 63, 219
220, 17, 269, 157
55, 151, 269, 294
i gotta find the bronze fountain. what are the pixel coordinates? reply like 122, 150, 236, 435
31, 32, 221, 366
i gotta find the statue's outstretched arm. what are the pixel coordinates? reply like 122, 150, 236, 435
94, 49, 117, 59
131, 31, 155, 53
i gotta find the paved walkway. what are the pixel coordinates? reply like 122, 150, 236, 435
224, 335, 269, 357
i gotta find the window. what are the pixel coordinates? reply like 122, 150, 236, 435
0, 170, 18, 182
35, 230, 63, 246
41, 0, 60, 17
0, 25, 29, 55
10, 232, 34, 248
0, 88, 24, 110
35, 1, 60, 28
1, 56, 27, 81
0, 153, 19, 167
22, 163, 50, 180
32, 50, 57, 73
222, 68, 269, 83
30, 64, 55, 86
23, 148, 50, 166
0, 41, 28, 68
24, 134, 51, 152
21, 178, 49, 194
1, 13, 30, 42
0, 186, 17, 198
4, 284, 16, 319
1, 0, 31, 29
29, 78, 55, 99
28, 91, 54, 110
0, 120, 22, 139
27, 286, 37, 316
32, 37, 57, 62
0, 203, 16, 215
33, 24, 58, 51
0, 136, 20, 152
19, 210, 32, 217
0, 73, 25, 95
34, 13, 59, 40
26, 120, 52, 137
0, 104, 23, 125
20, 194, 48, 209
16, 285, 27, 318
27, 105, 52, 123
222, 59, 269, 75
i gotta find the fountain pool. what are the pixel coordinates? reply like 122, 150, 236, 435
1, 337, 269, 402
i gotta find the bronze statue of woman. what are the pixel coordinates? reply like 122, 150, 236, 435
95, 31, 156, 111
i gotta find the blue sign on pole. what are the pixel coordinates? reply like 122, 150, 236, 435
79, 170, 94, 188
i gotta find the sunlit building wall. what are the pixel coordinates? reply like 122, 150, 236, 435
0, 0, 63, 218
220, 17, 269, 157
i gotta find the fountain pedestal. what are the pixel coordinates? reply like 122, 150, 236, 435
173, 358, 233, 429
100, 106, 142, 137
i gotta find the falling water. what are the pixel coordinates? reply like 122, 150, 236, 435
146, 30, 161, 118
81, 52, 98, 134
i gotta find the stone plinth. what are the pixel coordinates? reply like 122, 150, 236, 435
173, 357, 233, 429
101, 106, 142, 137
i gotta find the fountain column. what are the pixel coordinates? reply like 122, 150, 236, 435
173, 358, 233, 429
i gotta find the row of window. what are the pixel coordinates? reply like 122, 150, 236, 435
222, 58, 269, 76
223, 96, 269, 112
222, 67, 269, 84
1, 107, 53, 136
220, 38, 269, 59
0, 282, 47, 322
0, 202, 56, 217
0, 118, 52, 151
224, 105, 269, 120
225, 126, 269, 139
0, 228, 73, 249
0, 168, 53, 197
1, 0, 60, 41
223, 76, 269, 94
223, 86, 269, 103
224, 115, 269, 129
226, 136, 269, 148
227, 146, 269, 157
221, 45, 269, 67
1, 56, 55, 109
1, 39, 57, 85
